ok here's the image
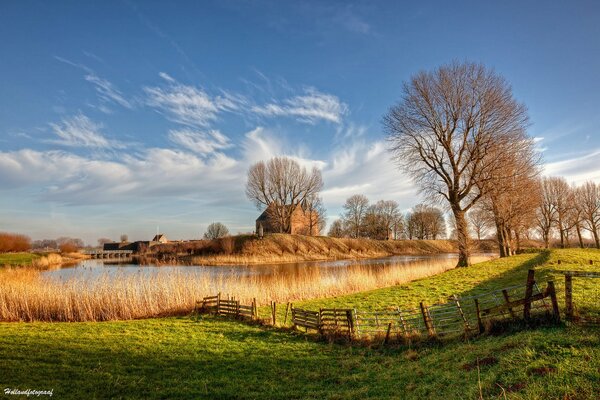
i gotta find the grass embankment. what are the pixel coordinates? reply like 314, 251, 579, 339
0, 252, 62, 268
0, 249, 598, 399
188, 234, 496, 265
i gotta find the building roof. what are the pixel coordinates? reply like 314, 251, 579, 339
152, 234, 167, 241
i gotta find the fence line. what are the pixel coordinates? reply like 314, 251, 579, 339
195, 269, 573, 343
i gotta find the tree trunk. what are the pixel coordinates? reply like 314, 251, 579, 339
452, 207, 470, 267
576, 223, 584, 248
592, 227, 600, 249
495, 221, 507, 258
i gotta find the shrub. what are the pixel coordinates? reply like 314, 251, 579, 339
0, 232, 31, 253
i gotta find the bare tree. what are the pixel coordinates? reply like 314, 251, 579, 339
405, 204, 446, 240
576, 181, 600, 248
479, 140, 540, 257
304, 195, 327, 236
342, 194, 370, 238
204, 222, 230, 240
546, 177, 573, 248
468, 206, 491, 241
246, 157, 323, 233
97, 238, 112, 247
384, 62, 529, 266
328, 219, 344, 238
536, 178, 557, 249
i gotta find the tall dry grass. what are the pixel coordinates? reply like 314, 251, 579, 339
0, 255, 492, 322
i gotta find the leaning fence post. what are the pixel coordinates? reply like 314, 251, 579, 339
283, 302, 291, 325
452, 295, 471, 334
523, 269, 535, 321
565, 273, 573, 320
420, 302, 435, 337
546, 281, 560, 322
501, 289, 516, 319
384, 322, 393, 344
474, 299, 484, 334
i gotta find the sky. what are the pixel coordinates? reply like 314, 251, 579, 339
1, 0, 600, 244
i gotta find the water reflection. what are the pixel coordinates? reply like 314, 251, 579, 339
42, 253, 497, 283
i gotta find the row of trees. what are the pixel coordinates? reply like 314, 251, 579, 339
536, 178, 600, 249
328, 195, 446, 240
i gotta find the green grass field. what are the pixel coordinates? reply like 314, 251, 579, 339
0, 252, 41, 266
0, 249, 599, 399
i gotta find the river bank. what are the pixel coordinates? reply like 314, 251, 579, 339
151, 234, 498, 266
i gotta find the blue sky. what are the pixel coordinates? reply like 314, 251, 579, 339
1, 1, 600, 244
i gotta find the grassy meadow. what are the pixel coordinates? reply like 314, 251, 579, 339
0, 248, 598, 398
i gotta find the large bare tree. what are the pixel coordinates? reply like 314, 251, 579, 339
246, 157, 323, 233
384, 62, 529, 266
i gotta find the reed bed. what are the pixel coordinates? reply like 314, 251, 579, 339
0, 256, 494, 322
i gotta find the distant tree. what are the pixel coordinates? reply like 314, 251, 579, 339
204, 222, 230, 240
56, 237, 84, 253
468, 206, 491, 241
536, 178, 557, 248
342, 194, 370, 238
246, 157, 323, 233
328, 219, 344, 238
31, 239, 58, 250
576, 181, 600, 248
405, 204, 446, 240
97, 238, 112, 247
120, 234, 129, 242
546, 177, 573, 248
304, 195, 327, 236
385, 62, 530, 266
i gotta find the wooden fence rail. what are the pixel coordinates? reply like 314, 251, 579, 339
563, 271, 600, 324
195, 269, 573, 343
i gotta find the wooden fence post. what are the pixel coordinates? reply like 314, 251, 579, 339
501, 289, 516, 319
420, 302, 435, 337
452, 295, 471, 334
284, 302, 291, 325
474, 299, 484, 334
252, 298, 257, 320
384, 322, 392, 344
546, 281, 560, 322
523, 269, 535, 321
271, 301, 277, 326
346, 309, 354, 339
217, 292, 221, 315
565, 274, 573, 320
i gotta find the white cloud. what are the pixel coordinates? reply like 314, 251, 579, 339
144, 73, 244, 128
168, 128, 231, 155
49, 114, 123, 149
543, 148, 600, 183
252, 88, 348, 124
84, 73, 133, 109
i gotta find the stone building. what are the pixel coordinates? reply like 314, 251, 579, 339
256, 203, 320, 236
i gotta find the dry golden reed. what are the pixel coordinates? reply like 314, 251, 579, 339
0, 255, 491, 322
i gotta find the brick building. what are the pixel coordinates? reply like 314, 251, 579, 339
256, 203, 320, 236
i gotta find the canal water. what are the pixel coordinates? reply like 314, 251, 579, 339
42, 253, 497, 283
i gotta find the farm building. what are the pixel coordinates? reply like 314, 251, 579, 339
256, 203, 320, 236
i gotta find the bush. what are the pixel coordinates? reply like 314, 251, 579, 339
0, 232, 31, 253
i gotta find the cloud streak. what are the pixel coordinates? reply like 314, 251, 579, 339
49, 114, 124, 149
252, 88, 348, 124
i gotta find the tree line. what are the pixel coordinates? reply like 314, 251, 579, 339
327, 195, 446, 240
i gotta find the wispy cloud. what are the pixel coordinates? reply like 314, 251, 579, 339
49, 114, 124, 149
84, 73, 133, 109
168, 128, 232, 156
144, 73, 244, 128
543, 148, 600, 183
54, 55, 133, 111
252, 88, 348, 124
